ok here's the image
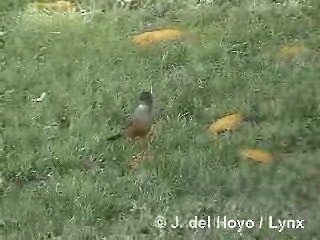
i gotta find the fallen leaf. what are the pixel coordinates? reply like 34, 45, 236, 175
0, 176, 4, 188
274, 42, 310, 60
117, 0, 140, 9
132, 29, 187, 46
208, 113, 245, 134
240, 149, 274, 163
31, 1, 80, 13
128, 151, 155, 169
33, 92, 47, 102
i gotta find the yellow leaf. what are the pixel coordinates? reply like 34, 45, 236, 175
132, 29, 186, 46
128, 151, 155, 169
208, 113, 245, 134
32, 1, 79, 13
274, 43, 309, 59
240, 149, 274, 163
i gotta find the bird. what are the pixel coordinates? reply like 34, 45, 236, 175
107, 91, 155, 141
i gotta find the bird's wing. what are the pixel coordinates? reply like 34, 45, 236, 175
123, 114, 134, 129
106, 132, 123, 141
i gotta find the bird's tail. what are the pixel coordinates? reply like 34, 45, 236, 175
106, 132, 123, 141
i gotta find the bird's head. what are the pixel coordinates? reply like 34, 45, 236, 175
138, 91, 153, 106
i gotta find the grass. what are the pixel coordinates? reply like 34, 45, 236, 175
1, 0, 320, 239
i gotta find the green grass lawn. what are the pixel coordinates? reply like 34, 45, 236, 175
1, 0, 320, 239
